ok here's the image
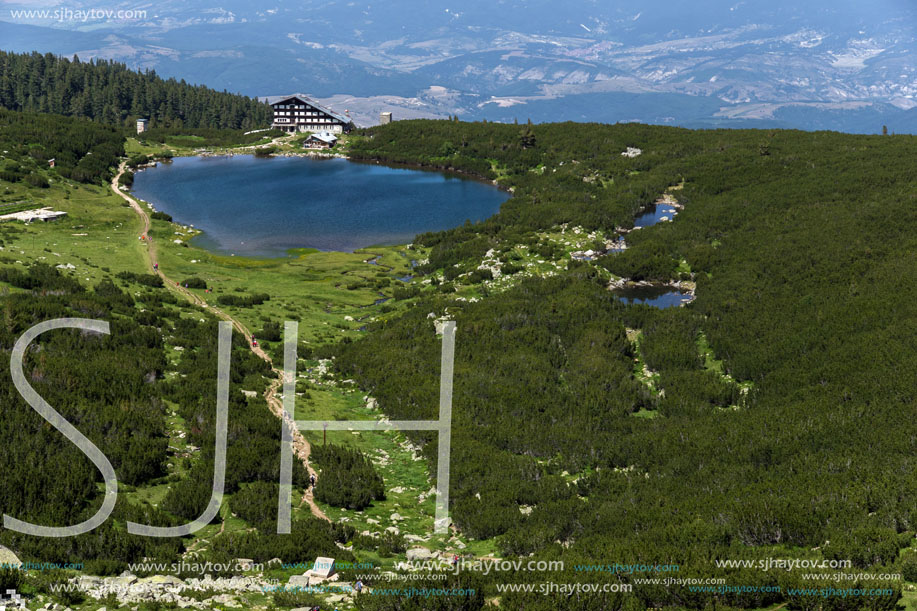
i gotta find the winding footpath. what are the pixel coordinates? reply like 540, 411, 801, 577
111, 162, 330, 523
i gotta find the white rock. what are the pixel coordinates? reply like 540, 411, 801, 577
406, 547, 435, 562
0, 545, 21, 566
287, 575, 310, 589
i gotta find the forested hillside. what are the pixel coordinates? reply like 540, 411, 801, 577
3, 111, 916, 609
0, 109, 123, 185
0, 263, 345, 579
337, 120, 917, 610
0, 51, 271, 129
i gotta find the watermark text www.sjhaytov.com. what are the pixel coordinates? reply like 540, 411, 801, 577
9, 7, 147, 22
404, 558, 564, 576
1, 561, 83, 571
714, 557, 851, 571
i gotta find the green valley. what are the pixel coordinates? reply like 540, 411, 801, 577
1, 107, 916, 611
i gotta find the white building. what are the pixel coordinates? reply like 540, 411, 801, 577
304, 132, 339, 148
268, 95, 353, 134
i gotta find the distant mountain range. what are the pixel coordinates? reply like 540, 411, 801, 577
2, 0, 916, 132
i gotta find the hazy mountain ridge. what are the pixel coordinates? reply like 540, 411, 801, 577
2, 0, 915, 132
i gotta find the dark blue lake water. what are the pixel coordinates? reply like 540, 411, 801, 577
131, 155, 509, 257
633, 203, 678, 229
611, 285, 693, 308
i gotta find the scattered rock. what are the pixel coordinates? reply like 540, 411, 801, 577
208, 594, 239, 607
406, 547, 435, 562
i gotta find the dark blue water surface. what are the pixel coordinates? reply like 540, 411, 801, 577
633, 204, 678, 229
131, 156, 509, 257
611, 285, 693, 308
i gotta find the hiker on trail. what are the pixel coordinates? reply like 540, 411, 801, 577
354, 580, 363, 594
310, 474, 316, 488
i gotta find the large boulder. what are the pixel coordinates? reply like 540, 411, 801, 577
0, 545, 21, 566
287, 574, 311, 589
311, 557, 335, 579
406, 547, 435, 562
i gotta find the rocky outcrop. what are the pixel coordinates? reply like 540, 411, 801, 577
69, 572, 272, 609
0, 545, 20, 567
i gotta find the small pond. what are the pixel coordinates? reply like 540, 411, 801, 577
611, 285, 693, 308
